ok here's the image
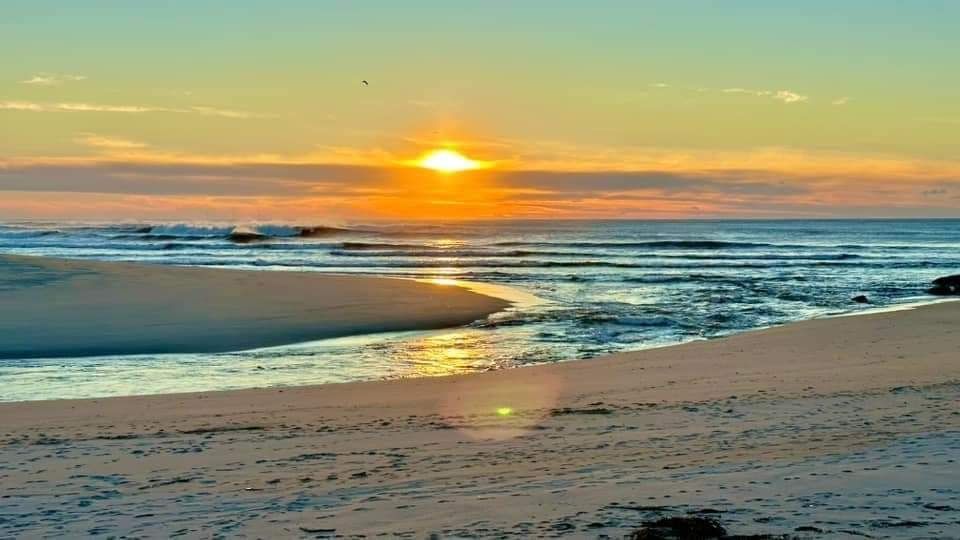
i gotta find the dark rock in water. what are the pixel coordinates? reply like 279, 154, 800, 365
628, 516, 726, 539
628, 515, 796, 540
928, 274, 960, 295
851, 295, 869, 304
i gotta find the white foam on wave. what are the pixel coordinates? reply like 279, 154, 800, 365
826, 296, 959, 319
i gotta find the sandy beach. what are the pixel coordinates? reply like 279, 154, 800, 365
6, 1, 960, 537
1, 259, 958, 537
0, 255, 509, 359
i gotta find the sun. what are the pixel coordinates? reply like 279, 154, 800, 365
417, 149, 486, 174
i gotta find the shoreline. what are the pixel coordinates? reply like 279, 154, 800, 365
0, 252, 953, 403
2, 293, 959, 536
0, 255, 510, 360
5, 298, 959, 411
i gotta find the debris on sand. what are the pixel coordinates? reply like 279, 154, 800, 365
550, 407, 613, 416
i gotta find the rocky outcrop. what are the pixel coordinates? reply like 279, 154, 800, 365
928, 275, 960, 295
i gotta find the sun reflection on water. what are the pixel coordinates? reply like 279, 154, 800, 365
396, 330, 490, 378
430, 238, 466, 249
392, 327, 563, 442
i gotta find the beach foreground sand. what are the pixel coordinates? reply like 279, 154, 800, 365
1, 290, 958, 537
0, 255, 509, 359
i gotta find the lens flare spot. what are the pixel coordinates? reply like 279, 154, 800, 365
439, 373, 562, 441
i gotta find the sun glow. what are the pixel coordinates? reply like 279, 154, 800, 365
417, 149, 486, 173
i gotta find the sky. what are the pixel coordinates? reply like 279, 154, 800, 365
2, 0, 959, 221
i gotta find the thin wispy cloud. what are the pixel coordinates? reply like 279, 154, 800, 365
187, 106, 272, 119
0, 101, 44, 111
56, 103, 158, 113
75, 133, 148, 150
722, 87, 808, 104
721, 88, 757, 95
832, 97, 850, 106
21, 73, 87, 86
1, 101, 159, 113
0, 101, 273, 119
773, 90, 807, 104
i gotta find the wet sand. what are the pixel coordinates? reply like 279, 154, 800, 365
0, 255, 510, 359
1, 299, 958, 537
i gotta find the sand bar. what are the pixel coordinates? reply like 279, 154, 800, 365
0, 255, 510, 359
1, 293, 958, 536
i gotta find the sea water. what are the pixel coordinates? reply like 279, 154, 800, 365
1, 219, 958, 401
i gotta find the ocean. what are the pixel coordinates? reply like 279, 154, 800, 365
1, 219, 957, 401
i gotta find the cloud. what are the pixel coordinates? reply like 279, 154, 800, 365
721, 87, 808, 104
20, 73, 87, 86
773, 90, 807, 104
186, 106, 273, 119
0, 101, 44, 111
498, 170, 806, 198
3, 137, 960, 219
0, 101, 273, 118
832, 97, 850, 106
53, 103, 158, 113
3, 145, 960, 220
75, 133, 149, 150
0, 160, 385, 197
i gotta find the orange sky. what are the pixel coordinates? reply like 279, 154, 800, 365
2, 2, 959, 220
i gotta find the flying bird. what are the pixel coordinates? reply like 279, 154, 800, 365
361, 80, 369, 86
